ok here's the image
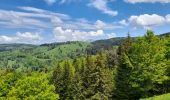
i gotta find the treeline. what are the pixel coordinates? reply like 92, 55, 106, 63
51, 31, 170, 99
0, 41, 89, 71
0, 31, 170, 100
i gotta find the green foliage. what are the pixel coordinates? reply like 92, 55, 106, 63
0, 72, 22, 98
52, 60, 75, 100
52, 53, 115, 100
141, 93, 170, 100
115, 31, 169, 99
0, 41, 90, 71
1, 31, 170, 100
129, 31, 168, 97
0, 72, 59, 100
115, 53, 135, 99
115, 34, 134, 99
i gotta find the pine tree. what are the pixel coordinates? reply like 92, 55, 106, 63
114, 34, 137, 99
72, 69, 85, 100
52, 60, 75, 100
62, 60, 74, 100
115, 31, 169, 99
162, 35, 170, 93
114, 53, 135, 99
94, 53, 114, 99
81, 56, 97, 99
80, 54, 114, 100
73, 58, 82, 72
132, 31, 167, 96
52, 63, 64, 97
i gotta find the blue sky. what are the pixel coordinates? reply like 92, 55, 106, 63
0, 0, 170, 44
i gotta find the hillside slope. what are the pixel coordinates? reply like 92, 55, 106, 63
141, 93, 170, 100
0, 41, 90, 71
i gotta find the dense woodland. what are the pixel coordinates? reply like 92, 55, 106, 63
0, 31, 170, 100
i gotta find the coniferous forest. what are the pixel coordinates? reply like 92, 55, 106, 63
0, 31, 170, 100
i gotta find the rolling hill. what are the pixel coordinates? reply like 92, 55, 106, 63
0, 32, 169, 71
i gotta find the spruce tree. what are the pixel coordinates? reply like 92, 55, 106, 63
130, 31, 167, 97
115, 53, 134, 99
52, 60, 74, 100
80, 54, 114, 100
94, 53, 114, 99
114, 34, 135, 99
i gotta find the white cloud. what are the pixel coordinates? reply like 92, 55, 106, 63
16, 32, 42, 41
0, 6, 122, 43
0, 10, 47, 29
128, 14, 166, 29
19, 6, 46, 13
51, 18, 122, 30
0, 36, 17, 43
95, 20, 106, 29
106, 32, 116, 38
125, 0, 170, 3
0, 7, 70, 29
166, 14, 170, 23
53, 27, 116, 42
119, 20, 128, 26
88, 0, 118, 16
0, 32, 42, 44
43, 0, 79, 5
51, 17, 63, 25
44, 0, 57, 5
93, 20, 123, 30
0, 7, 121, 31
18, 6, 70, 19
0, 6, 124, 32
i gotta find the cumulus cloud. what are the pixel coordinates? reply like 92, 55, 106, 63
166, 14, 170, 23
0, 32, 42, 44
128, 14, 166, 29
53, 27, 116, 42
0, 36, 17, 43
124, 0, 170, 3
51, 18, 122, 30
95, 20, 106, 29
93, 20, 123, 30
0, 6, 122, 43
119, 20, 128, 26
88, 0, 118, 16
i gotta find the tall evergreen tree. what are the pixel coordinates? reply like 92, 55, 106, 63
162, 35, 170, 93
80, 54, 114, 100
129, 31, 168, 97
94, 53, 114, 99
52, 63, 64, 97
62, 60, 74, 100
52, 60, 75, 100
115, 53, 134, 99
114, 34, 134, 99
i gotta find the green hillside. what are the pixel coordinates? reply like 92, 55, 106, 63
0, 41, 90, 71
0, 33, 169, 71
141, 93, 170, 100
0, 31, 170, 100
0, 44, 36, 52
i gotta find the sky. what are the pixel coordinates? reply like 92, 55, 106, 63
0, 0, 170, 44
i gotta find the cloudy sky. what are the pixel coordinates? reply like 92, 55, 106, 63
0, 0, 170, 44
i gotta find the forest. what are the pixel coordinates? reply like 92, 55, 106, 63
0, 30, 170, 100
